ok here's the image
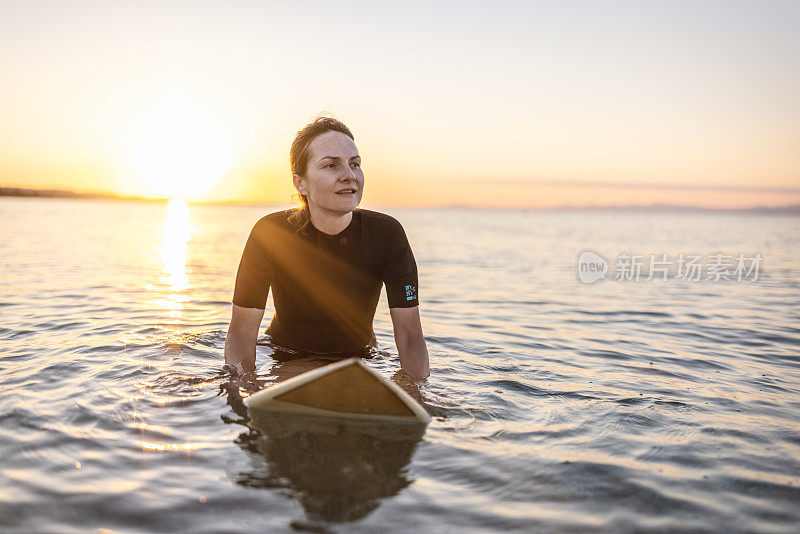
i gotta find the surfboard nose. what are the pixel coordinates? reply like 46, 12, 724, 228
245, 357, 431, 424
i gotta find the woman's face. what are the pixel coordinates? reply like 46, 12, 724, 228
294, 131, 364, 218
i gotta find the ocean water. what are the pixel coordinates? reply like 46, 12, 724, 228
1, 197, 799, 533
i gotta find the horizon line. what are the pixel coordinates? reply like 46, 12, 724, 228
1, 186, 799, 213
459, 178, 800, 194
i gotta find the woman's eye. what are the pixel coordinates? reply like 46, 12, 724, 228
351, 162, 360, 168
325, 163, 335, 168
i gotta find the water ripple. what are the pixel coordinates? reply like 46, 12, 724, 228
2, 201, 800, 532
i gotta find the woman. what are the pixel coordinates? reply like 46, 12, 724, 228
224, 117, 430, 380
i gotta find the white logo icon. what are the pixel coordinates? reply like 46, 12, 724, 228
578, 250, 608, 283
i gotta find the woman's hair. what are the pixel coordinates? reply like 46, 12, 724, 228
288, 116, 355, 227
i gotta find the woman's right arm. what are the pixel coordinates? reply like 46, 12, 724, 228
228, 217, 272, 377
224, 304, 265, 376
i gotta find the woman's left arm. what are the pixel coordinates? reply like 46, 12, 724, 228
390, 306, 430, 380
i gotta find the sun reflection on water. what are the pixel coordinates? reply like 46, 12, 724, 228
132, 199, 200, 454
158, 199, 191, 293
140, 441, 198, 453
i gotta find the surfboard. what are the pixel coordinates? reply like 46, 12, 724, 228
244, 357, 430, 424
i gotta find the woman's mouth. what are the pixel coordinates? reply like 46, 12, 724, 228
336, 188, 357, 195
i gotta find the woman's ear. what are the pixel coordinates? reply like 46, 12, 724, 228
292, 174, 306, 195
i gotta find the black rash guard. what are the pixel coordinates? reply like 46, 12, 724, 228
232, 208, 419, 353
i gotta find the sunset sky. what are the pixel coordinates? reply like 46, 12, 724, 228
1, 0, 798, 208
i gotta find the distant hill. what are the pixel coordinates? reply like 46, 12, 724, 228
0, 187, 164, 202
2, 186, 799, 214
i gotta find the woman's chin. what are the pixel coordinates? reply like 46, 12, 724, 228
315, 199, 359, 216
334, 195, 360, 212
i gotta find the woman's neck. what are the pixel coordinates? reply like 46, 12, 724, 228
308, 208, 353, 235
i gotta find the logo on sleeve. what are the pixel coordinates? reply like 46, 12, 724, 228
404, 284, 417, 301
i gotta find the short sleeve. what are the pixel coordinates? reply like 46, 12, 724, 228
232, 222, 272, 309
382, 222, 419, 308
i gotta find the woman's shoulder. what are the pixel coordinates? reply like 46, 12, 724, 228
357, 209, 405, 233
251, 209, 296, 230
245, 210, 302, 247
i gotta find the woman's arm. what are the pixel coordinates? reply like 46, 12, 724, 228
224, 304, 265, 377
389, 306, 430, 380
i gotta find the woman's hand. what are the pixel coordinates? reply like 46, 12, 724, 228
224, 303, 265, 377
389, 306, 430, 380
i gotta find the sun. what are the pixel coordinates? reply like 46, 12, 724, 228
121, 100, 232, 199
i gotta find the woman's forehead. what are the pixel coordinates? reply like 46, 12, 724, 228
309, 131, 359, 161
